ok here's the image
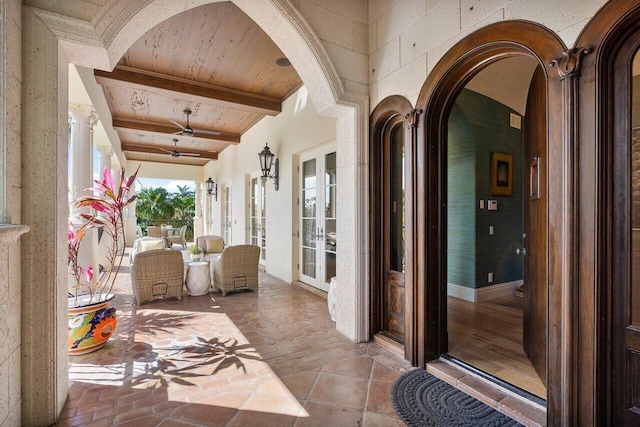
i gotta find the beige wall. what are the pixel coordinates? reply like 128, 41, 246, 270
0, 0, 23, 425
205, 87, 337, 283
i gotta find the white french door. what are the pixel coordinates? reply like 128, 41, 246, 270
250, 176, 266, 264
223, 184, 232, 245
300, 149, 337, 291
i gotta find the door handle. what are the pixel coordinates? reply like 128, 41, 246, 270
516, 248, 527, 256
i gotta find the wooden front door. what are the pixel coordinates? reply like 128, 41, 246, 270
611, 33, 640, 426
383, 123, 406, 342
522, 65, 548, 385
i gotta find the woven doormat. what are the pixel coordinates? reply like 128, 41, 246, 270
391, 369, 522, 426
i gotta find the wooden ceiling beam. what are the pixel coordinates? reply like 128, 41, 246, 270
112, 117, 240, 144
95, 65, 282, 116
121, 142, 219, 160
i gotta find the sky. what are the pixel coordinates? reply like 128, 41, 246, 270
136, 178, 196, 193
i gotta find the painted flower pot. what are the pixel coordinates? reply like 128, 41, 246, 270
68, 294, 117, 355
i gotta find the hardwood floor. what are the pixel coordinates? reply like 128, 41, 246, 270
447, 294, 547, 399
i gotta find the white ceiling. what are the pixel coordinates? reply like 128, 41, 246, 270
465, 56, 539, 115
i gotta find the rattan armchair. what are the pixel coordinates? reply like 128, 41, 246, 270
166, 225, 187, 248
131, 249, 184, 305
212, 245, 260, 296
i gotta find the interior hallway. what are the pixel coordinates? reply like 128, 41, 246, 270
57, 251, 410, 426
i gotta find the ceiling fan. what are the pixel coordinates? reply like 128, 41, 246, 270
170, 108, 221, 137
159, 138, 201, 158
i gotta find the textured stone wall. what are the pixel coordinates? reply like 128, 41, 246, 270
368, 0, 609, 106
0, 0, 23, 425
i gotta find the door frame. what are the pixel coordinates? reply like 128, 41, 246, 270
370, 95, 418, 364
414, 21, 566, 422
576, 0, 640, 423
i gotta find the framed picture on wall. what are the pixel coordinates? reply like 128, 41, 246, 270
491, 152, 513, 196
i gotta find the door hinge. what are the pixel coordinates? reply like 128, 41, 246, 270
297, 198, 299, 206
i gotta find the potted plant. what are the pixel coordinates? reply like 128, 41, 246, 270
188, 244, 203, 261
67, 166, 139, 355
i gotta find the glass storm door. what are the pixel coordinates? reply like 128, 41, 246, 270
250, 176, 266, 264
300, 150, 337, 291
223, 185, 232, 245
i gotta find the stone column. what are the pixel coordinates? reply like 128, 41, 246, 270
68, 104, 98, 216
194, 182, 204, 240
21, 7, 69, 424
95, 145, 113, 177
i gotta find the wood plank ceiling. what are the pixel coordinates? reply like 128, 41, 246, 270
95, 1, 302, 166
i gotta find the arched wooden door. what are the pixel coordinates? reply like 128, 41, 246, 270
414, 20, 568, 422
370, 96, 419, 364
577, 1, 640, 423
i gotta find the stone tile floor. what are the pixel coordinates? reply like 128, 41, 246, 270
57, 252, 411, 426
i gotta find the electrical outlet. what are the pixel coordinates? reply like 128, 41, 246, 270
488, 272, 494, 283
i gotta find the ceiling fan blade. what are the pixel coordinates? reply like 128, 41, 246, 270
181, 152, 201, 157
158, 148, 174, 154
169, 119, 185, 130
194, 129, 221, 136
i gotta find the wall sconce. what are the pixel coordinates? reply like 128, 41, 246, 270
258, 143, 279, 191
205, 176, 217, 201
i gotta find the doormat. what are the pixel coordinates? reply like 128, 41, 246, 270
391, 369, 522, 426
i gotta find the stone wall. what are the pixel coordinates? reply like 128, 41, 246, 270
368, 0, 609, 106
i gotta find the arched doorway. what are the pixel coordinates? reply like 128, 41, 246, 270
370, 96, 418, 364
21, 1, 368, 422
576, 0, 640, 424
415, 21, 567, 419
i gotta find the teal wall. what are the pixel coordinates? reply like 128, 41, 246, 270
447, 89, 524, 289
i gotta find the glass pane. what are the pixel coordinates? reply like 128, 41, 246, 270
251, 218, 258, 237
251, 178, 257, 198
325, 186, 336, 218
325, 152, 337, 185
325, 219, 336, 252
303, 248, 316, 278
303, 159, 316, 189
302, 219, 316, 247
390, 124, 405, 272
303, 189, 316, 217
251, 236, 258, 246
325, 252, 336, 283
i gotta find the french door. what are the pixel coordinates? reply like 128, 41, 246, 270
250, 176, 266, 264
223, 184, 232, 245
300, 148, 337, 291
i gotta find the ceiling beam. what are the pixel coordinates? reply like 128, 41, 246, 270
95, 65, 282, 116
121, 143, 219, 160
112, 117, 240, 144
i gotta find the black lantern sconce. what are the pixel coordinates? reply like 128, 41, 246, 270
258, 143, 279, 191
205, 176, 217, 201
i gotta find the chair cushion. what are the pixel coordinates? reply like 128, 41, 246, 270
139, 239, 164, 253
204, 238, 224, 254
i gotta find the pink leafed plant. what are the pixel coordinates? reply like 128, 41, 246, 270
68, 166, 139, 306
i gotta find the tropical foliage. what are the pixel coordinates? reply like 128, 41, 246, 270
135, 184, 195, 221
68, 166, 139, 306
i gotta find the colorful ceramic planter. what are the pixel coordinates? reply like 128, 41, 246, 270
68, 294, 116, 355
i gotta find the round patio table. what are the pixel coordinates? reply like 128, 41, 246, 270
185, 261, 210, 296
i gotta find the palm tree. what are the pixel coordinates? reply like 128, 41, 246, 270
135, 186, 175, 221
171, 184, 195, 219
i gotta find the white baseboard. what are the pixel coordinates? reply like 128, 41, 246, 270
447, 280, 523, 302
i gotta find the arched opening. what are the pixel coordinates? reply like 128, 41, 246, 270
415, 21, 566, 416
21, 1, 367, 422
369, 96, 417, 364
577, 0, 640, 423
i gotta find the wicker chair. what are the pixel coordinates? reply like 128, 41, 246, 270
131, 249, 184, 305
212, 245, 260, 296
166, 225, 187, 248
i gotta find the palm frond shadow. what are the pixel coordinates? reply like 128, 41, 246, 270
131, 336, 261, 388
128, 310, 199, 337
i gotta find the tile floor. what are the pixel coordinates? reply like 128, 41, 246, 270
57, 251, 411, 426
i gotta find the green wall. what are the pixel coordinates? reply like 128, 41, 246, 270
447, 89, 524, 289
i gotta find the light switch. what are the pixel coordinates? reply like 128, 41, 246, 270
488, 200, 498, 211
479, 200, 485, 209
489, 226, 494, 235
488, 272, 494, 283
